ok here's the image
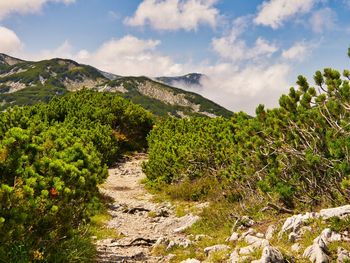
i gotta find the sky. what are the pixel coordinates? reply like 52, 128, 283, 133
0, 0, 350, 114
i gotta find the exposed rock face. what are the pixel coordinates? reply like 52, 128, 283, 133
319, 205, 350, 219
252, 245, 284, 263
64, 78, 103, 91
279, 212, 317, 237
303, 236, 329, 263
138, 81, 194, 107
4, 81, 27, 93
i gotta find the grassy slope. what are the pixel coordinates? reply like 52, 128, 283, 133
0, 57, 232, 118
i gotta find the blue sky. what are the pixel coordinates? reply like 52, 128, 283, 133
0, 0, 350, 113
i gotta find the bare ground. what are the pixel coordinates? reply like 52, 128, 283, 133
95, 153, 189, 263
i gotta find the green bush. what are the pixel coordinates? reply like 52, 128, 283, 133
0, 90, 153, 261
144, 63, 350, 209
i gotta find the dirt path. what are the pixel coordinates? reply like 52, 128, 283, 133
95, 154, 194, 263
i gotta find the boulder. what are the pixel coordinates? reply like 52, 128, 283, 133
256, 233, 265, 238
204, 244, 231, 256
174, 214, 200, 233
245, 235, 269, 248
228, 232, 240, 242
240, 228, 256, 239
321, 228, 343, 242
303, 236, 329, 263
291, 243, 301, 252
239, 235, 269, 255
252, 245, 284, 263
337, 247, 350, 263
279, 212, 317, 237
319, 205, 350, 219
229, 250, 240, 263
265, 225, 276, 240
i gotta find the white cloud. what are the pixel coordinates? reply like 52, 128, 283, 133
282, 41, 312, 61
76, 35, 185, 77
124, 0, 219, 31
254, 0, 318, 29
177, 62, 291, 114
0, 0, 75, 20
0, 26, 23, 54
309, 8, 336, 33
212, 18, 278, 62
1, 26, 295, 114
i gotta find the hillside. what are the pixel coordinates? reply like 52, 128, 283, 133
0, 54, 231, 118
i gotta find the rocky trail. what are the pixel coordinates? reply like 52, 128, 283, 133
94, 153, 350, 263
95, 154, 198, 263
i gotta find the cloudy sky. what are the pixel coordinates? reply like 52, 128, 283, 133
0, 0, 350, 113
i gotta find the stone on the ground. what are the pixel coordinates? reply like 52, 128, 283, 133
180, 259, 201, 263
244, 235, 269, 248
265, 225, 276, 240
251, 245, 284, 263
204, 244, 231, 256
279, 212, 317, 236
154, 236, 169, 246
240, 228, 256, 239
321, 228, 344, 242
303, 236, 329, 263
291, 243, 301, 252
174, 214, 200, 233
228, 232, 240, 242
239, 245, 256, 255
337, 247, 350, 263
319, 205, 350, 219
229, 250, 240, 263
256, 233, 265, 238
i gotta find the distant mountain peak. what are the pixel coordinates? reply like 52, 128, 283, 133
0, 53, 231, 117
155, 73, 207, 88
0, 53, 23, 66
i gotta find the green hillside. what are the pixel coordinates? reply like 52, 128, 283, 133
0, 54, 232, 118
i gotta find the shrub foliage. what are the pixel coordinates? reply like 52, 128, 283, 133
0, 90, 153, 261
144, 66, 350, 208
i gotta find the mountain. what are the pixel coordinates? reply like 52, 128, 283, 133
156, 73, 205, 88
0, 54, 231, 117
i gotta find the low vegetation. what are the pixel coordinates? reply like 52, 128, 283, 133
0, 90, 153, 262
144, 56, 350, 210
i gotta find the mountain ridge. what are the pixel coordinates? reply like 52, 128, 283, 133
0, 53, 231, 118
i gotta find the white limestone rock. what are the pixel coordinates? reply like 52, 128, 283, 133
251, 245, 284, 263
291, 243, 301, 252
303, 236, 329, 263
265, 225, 276, 240
279, 212, 318, 237
319, 205, 350, 219
174, 214, 200, 233
228, 232, 240, 242
204, 244, 231, 256
337, 247, 350, 263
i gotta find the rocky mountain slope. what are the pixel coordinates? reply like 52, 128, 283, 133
0, 54, 231, 117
